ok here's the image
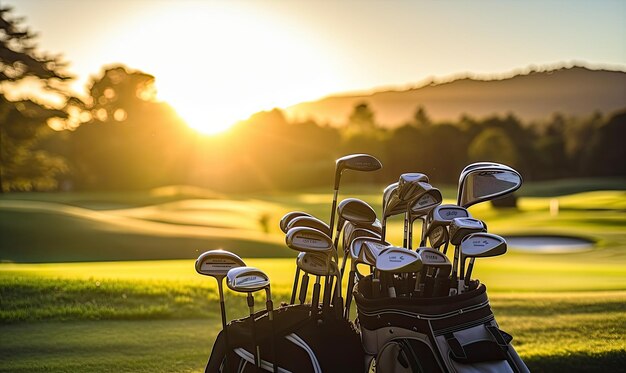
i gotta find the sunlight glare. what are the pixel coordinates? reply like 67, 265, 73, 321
100, 3, 342, 135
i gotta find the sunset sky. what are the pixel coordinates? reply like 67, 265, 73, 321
6, 0, 625, 134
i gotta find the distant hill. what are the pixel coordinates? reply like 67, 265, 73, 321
284, 66, 626, 127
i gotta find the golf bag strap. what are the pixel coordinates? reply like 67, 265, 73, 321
397, 339, 424, 373
444, 333, 467, 361
486, 325, 521, 373
486, 325, 513, 347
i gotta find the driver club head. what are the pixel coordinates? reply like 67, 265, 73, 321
457, 163, 522, 208
334, 154, 382, 189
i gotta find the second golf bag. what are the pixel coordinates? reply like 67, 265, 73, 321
354, 276, 529, 373
206, 304, 365, 373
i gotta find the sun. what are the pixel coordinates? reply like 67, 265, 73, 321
98, 2, 343, 135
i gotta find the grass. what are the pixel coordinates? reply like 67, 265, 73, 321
2, 259, 625, 372
1, 181, 625, 371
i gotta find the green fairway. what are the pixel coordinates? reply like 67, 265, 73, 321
2, 258, 626, 372
1, 182, 625, 262
1, 182, 625, 371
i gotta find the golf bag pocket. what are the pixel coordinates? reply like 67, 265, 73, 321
354, 277, 529, 373
430, 310, 528, 373
369, 336, 445, 373
206, 304, 365, 373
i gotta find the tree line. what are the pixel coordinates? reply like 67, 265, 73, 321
1, 8, 624, 192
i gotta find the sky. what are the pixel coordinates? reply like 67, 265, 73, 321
5, 0, 626, 134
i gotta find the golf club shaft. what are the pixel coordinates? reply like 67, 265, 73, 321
403, 211, 409, 248
329, 188, 339, 240
343, 269, 356, 319
464, 258, 476, 290
289, 267, 300, 305
247, 294, 261, 372
217, 282, 232, 373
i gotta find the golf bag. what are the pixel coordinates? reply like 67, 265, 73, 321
206, 304, 365, 373
354, 276, 529, 373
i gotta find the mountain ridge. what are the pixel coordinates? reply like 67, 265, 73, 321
284, 65, 626, 127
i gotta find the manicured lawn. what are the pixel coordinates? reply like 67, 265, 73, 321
1, 183, 625, 371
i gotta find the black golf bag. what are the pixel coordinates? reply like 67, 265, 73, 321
354, 276, 529, 373
206, 304, 365, 373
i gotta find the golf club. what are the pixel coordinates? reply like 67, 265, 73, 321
329, 154, 382, 240
448, 217, 487, 295
195, 250, 246, 373
226, 266, 277, 373
460, 232, 507, 293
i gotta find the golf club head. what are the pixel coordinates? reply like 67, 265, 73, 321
287, 215, 332, 236
459, 162, 514, 185
337, 198, 377, 226
457, 164, 522, 208
427, 225, 449, 249
417, 247, 452, 277
382, 184, 410, 219
343, 228, 381, 254
397, 173, 429, 200
409, 187, 443, 218
343, 219, 383, 240
460, 232, 507, 258
348, 237, 389, 268
426, 205, 471, 230
361, 239, 391, 266
375, 247, 423, 273
286, 227, 334, 254
195, 250, 246, 280
226, 266, 271, 293
449, 218, 487, 246
280, 211, 312, 233
424, 204, 471, 236
297, 251, 338, 277
334, 154, 382, 189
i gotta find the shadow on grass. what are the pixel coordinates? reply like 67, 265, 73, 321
525, 350, 626, 372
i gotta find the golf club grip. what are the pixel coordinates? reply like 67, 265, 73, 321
322, 276, 332, 311
290, 267, 300, 305
299, 274, 309, 304
344, 270, 356, 319
311, 280, 321, 309
465, 258, 475, 285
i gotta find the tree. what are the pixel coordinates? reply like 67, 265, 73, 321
412, 105, 431, 128
346, 102, 376, 134
0, 6, 71, 191
68, 65, 195, 190
468, 127, 520, 168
